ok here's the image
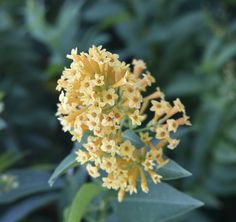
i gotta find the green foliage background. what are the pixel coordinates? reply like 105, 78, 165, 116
0, 0, 236, 221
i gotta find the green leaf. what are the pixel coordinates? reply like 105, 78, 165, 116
0, 152, 24, 172
83, 2, 125, 22
166, 74, 204, 97
48, 152, 77, 187
113, 183, 203, 222
63, 207, 70, 222
150, 139, 191, 180
157, 159, 192, 180
147, 12, 203, 43
0, 193, 58, 222
25, 0, 49, 43
122, 130, 145, 149
67, 183, 103, 222
49, 132, 90, 186
214, 142, 236, 164
215, 43, 236, 68
203, 37, 222, 60
0, 169, 62, 204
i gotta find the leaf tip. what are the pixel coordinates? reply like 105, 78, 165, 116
48, 178, 54, 187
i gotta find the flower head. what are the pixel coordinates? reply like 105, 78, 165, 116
57, 46, 191, 202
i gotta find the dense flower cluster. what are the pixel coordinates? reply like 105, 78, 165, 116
56, 46, 191, 201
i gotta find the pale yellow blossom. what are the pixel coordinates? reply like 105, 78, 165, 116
155, 126, 169, 139
119, 140, 135, 159
57, 45, 191, 202
86, 163, 100, 178
75, 150, 90, 164
129, 110, 145, 126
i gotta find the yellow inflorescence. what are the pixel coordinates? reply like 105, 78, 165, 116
56, 45, 191, 202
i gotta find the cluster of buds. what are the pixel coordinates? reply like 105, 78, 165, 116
56, 46, 191, 201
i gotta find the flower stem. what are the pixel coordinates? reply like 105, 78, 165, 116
134, 126, 151, 132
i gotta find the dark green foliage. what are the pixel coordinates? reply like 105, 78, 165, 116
0, 0, 236, 221
113, 183, 203, 222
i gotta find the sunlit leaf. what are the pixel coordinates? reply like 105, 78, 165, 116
67, 183, 103, 222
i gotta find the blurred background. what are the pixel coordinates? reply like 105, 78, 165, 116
0, 0, 236, 221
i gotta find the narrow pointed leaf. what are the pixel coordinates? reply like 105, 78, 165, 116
49, 133, 90, 186
113, 183, 203, 222
67, 183, 103, 222
48, 152, 77, 187
157, 159, 192, 180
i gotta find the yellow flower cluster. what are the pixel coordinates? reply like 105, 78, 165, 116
56, 46, 191, 202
